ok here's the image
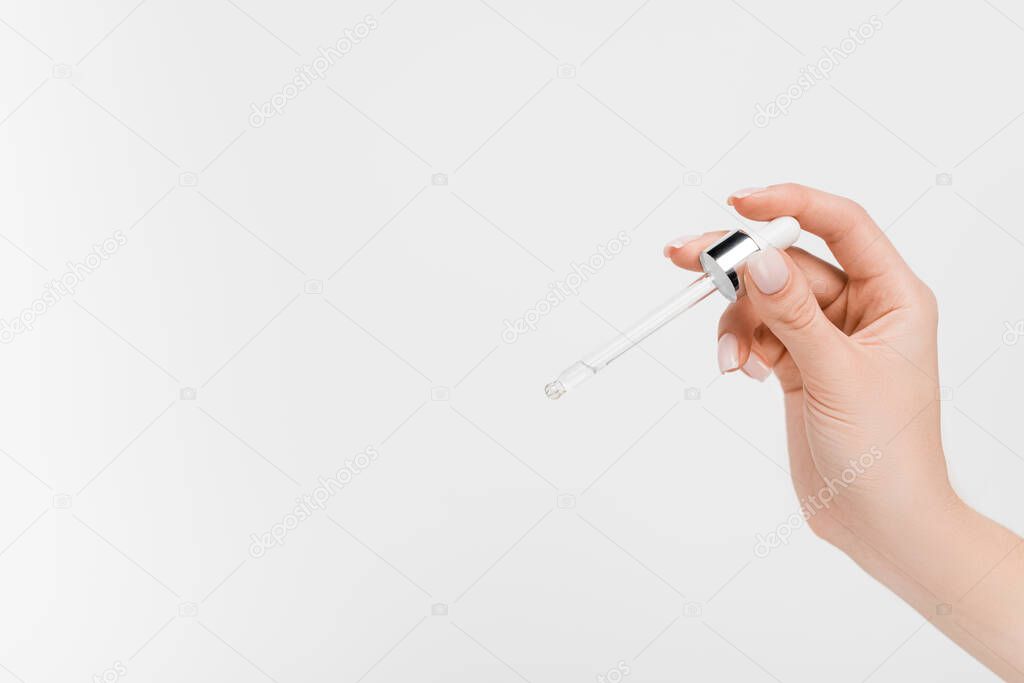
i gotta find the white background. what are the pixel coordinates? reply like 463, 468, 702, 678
1, 0, 1022, 681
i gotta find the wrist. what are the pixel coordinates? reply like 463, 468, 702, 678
836, 486, 1024, 678
847, 488, 1013, 602
873, 483, 967, 559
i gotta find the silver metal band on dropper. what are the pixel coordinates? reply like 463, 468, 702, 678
698, 229, 763, 302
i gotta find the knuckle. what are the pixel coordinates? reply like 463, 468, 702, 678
775, 288, 820, 333
921, 281, 937, 305
913, 281, 939, 319
780, 182, 811, 209
841, 198, 874, 229
845, 198, 870, 219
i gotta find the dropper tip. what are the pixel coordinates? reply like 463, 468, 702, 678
544, 380, 566, 400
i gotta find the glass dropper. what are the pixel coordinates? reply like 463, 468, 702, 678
544, 274, 717, 399
544, 217, 801, 400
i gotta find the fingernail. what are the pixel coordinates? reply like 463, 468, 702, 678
748, 247, 789, 295
662, 234, 700, 258
726, 186, 767, 205
717, 333, 739, 373
741, 353, 772, 382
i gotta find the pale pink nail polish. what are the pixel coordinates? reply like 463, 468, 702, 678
717, 333, 739, 373
748, 248, 789, 295
662, 234, 700, 258
726, 186, 767, 205
741, 353, 772, 382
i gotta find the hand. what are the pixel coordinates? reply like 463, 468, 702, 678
665, 183, 955, 548
665, 183, 1024, 681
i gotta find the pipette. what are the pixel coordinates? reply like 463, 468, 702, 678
544, 216, 800, 399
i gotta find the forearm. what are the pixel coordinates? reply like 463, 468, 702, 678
836, 496, 1024, 680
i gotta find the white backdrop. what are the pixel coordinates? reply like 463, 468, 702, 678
1, 0, 1022, 681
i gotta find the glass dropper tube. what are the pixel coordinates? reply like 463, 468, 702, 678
544, 273, 718, 399
544, 217, 801, 400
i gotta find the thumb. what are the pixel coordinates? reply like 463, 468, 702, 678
743, 247, 852, 380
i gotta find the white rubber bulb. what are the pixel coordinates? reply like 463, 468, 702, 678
749, 216, 800, 251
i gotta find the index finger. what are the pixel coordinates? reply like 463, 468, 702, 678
727, 183, 909, 281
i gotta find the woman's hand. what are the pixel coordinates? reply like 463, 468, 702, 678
665, 183, 953, 546
665, 183, 1024, 681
